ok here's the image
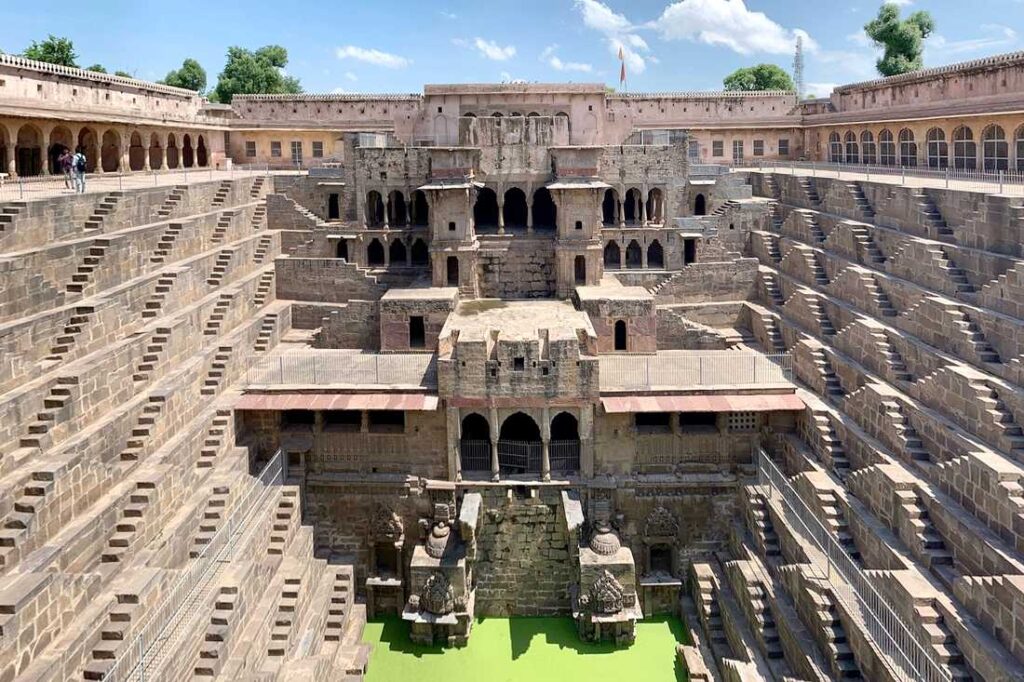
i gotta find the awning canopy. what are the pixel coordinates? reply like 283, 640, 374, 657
236, 393, 439, 411
600, 393, 804, 414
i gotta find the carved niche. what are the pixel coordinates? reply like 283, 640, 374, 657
644, 506, 678, 540
419, 571, 455, 615
371, 504, 404, 542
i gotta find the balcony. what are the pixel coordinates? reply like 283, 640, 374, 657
246, 351, 437, 388
599, 351, 792, 392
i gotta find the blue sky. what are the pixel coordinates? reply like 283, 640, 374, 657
4, 0, 1023, 97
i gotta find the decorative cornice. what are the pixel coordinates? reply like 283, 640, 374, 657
836, 50, 1024, 93
0, 53, 199, 98
232, 93, 421, 103
609, 90, 795, 100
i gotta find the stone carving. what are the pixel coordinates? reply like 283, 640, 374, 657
589, 520, 621, 555
372, 504, 404, 541
582, 570, 628, 615
426, 520, 452, 559
419, 571, 455, 615
644, 506, 679, 539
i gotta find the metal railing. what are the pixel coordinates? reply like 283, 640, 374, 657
102, 450, 284, 681
459, 440, 492, 472
549, 440, 581, 473
246, 352, 437, 387
498, 440, 542, 475
756, 449, 950, 682
599, 352, 791, 391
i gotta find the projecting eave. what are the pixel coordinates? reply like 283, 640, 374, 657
418, 181, 484, 191
546, 180, 611, 190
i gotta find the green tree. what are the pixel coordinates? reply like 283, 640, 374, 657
723, 64, 794, 91
212, 45, 301, 102
22, 35, 78, 67
162, 58, 207, 92
114, 70, 132, 78
864, 3, 935, 77
85, 64, 106, 73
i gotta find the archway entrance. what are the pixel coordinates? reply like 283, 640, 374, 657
389, 238, 407, 266
336, 239, 348, 260
498, 412, 542, 475
196, 135, 208, 167
694, 194, 706, 216
328, 193, 340, 220
574, 255, 586, 284
647, 240, 664, 268
16, 124, 43, 176
614, 320, 627, 351
100, 129, 121, 172
604, 241, 621, 269
602, 188, 618, 225
532, 187, 556, 229
503, 187, 528, 228
460, 413, 491, 473
446, 256, 459, 286
550, 412, 580, 473
474, 187, 499, 230
367, 238, 385, 266
411, 239, 429, 266
625, 240, 642, 269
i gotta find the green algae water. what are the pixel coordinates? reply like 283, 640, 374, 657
363, 615, 690, 682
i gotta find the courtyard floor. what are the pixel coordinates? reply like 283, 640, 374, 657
362, 615, 690, 682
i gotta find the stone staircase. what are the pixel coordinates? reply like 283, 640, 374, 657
760, 268, 784, 306
768, 200, 783, 232
198, 410, 232, 470
856, 271, 897, 316
882, 400, 931, 462
949, 308, 1001, 364
150, 222, 185, 264
211, 211, 233, 244
912, 190, 954, 238
253, 313, 279, 353
811, 348, 844, 399
970, 382, 1024, 456
82, 593, 144, 680
814, 413, 850, 476
817, 490, 861, 563
847, 182, 874, 220
915, 602, 972, 680
100, 481, 156, 562
897, 490, 954, 570
66, 239, 111, 294
0, 202, 27, 233
156, 185, 187, 218
253, 235, 273, 264
44, 306, 96, 362
204, 293, 235, 336
746, 488, 781, 558
806, 578, 862, 679
250, 176, 266, 198
191, 485, 232, 558
206, 248, 237, 287
251, 203, 267, 230
253, 270, 275, 308
200, 346, 234, 396
84, 192, 123, 231
848, 224, 886, 265
19, 376, 79, 448
211, 180, 233, 208
869, 328, 912, 381
798, 209, 826, 243
142, 273, 178, 319
132, 328, 171, 383
806, 295, 837, 336
324, 566, 355, 643
760, 232, 782, 263
268, 489, 299, 556
799, 177, 821, 204
119, 394, 167, 461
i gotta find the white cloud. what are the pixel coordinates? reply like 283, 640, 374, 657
330, 87, 351, 94
574, 0, 651, 74
344, 71, 358, 82
652, 0, 816, 55
804, 82, 837, 98
473, 37, 516, 61
540, 44, 593, 73
847, 29, 873, 48
439, 10, 458, 19
888, 0, 912, 6
927, 24, 1018, 59
335, 45, 410, 69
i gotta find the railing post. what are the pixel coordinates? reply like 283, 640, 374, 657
945, 167, 949, 189
901, 166, 906, 185
1000, 169, 1005, 193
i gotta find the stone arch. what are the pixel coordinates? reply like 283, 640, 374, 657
861, 131, 876, 165
498, 412, 542, 475
532, 187, 556, 229
196, 134, 208, 167
574, 255, 586, 284
645, 188, 664, 224
48, 125, 74, 173
926, 128, 947, 169
148, 132, 163, 170
387, 190, 407, 226
623, 187, 642, 223
77, 127, 99, 172
446, 256, 459, 286
898, 128, 916, 167
336, 238, 349, 260
389, 238, 407, 265
411, 238, 429, 266
411, 190, 429, 226
602, 188, 618, 225
614, 320, 627, 351
555, 111, 570, 139
503, 187, 528, 227
182, 133, 195, 168
551, 412, 579, 440
879, 129, 895, 166
460, 413, 491, 472
0, 126, 9, 175
166, 133, 180, 169
16, 123, 44, 176
603, 241, 621, 269
953, 126, 976, 170
366, 190, 385, 227
625, 240, 642, 269
499, 412, 541, 441
129, 131, 146, 171
647, 239, 664, 268
473, 187, 499, 229
694, 193, 706, 216
1015, 125, 1024, 172
100, 128, 121, 173
982, 124, 1008, 171
828, 132, 842, 162
367, 238, 385, 266
844, 131, 859, 164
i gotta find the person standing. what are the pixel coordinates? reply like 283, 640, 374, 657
72, 147, 87, 193
59, 148, 73, 189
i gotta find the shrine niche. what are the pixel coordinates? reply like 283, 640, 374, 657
366, 504, 406, 618
638, 505, 683, 617
418, 571, 456, 615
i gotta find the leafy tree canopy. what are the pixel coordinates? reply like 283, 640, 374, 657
864, 3, 935, 76
162, 58, 207, 92
85, 64, 106, 73
723, 63, 794, 91
114, 70, 132, 78
22, 35, 78, 67
212, 45, 301, 102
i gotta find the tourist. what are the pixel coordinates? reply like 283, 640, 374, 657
72, 148, 87, 193
58, 148, 73, 189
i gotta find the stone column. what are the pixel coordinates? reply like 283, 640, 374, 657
489, 407, 500, 482
120, 138, 130, 173
618, 198, 625, 228
541, 406, 551, 482
10, 146, 18, 178
41, 123, 54, 175
143, 131, 152, 171
406, 239, 412, 267
449, 407, 462, 482
497, 194, 505, 234
619, 241, 625, 269
580, 404, 595, 478
526, 197, 533, 235
641, 241, 648, 269
640, 189, 648, 226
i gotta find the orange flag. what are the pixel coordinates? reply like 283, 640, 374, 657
618, 46, 626, 84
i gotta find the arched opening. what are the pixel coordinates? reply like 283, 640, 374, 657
100, 129, 121, 173
181, 134, 195, 168
982, 125, 1008, 171
926, 128, 947, 169
647, 240, 664, 268
387, 190, 407, 226
446, 256, 460, 286
148, 133, 163, 171
649, 545, 672, 574
367, 238, 385, 266
879, 129, 895, 166
555, 111, 571, 139
603, 241, 621, 269
953, 126, 976, 170
460, 413, 491, 473
388, 238, 407, 266
574, 255, 586, 284
527, 112, 540, 118
550, 411, 580, 473
625, 240, 642, 269
623, 187, 641, 223
196, 135, 208, 167
336, 239, 349, 261
473, 187, 499, 229
614, 320, 627, 351
503, 187, 528, 227
0, 128, 9, 178
1016, 126, 1024, 172
411, 190, 429, 226
129, 131, 145, 171
78, 127, 100, 173
645, 188, 664, 224
15, 124, 43, 176
366, 191, 385, 227
328, 193, 340, 220
602, 188, 618, 225
861, 131, 876, 165
844, 131, 859, 164
411, 239, 429, 266
898, 128, 917, 167
48, 125, 73, 174
532, 187, 556, 229
694, 193, 706, 216
828, 132, 842, 162
166, 133, 179, 169
492, 112, 503, 118
498, 412, 542, 476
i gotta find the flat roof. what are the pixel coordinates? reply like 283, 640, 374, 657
575, 284, 653, 302
444, 299, 593, 342
381, 287, 459, 301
